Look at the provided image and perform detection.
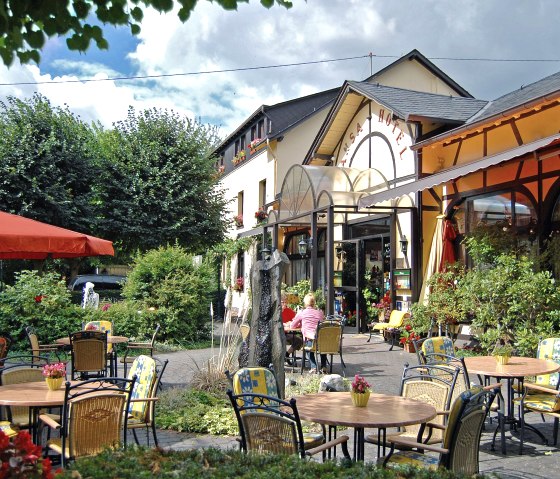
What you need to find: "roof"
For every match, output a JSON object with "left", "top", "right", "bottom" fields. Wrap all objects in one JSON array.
[
  {"left": 347, "top": 81, "right": 488, "bottom": 123},
  {"left": 365, "top": 49, "right": 474, "bottom": 98}
]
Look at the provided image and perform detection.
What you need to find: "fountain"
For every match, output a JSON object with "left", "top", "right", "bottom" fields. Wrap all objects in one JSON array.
[{"left": 239, "top": 249, "right": 289, "bottom": 398}]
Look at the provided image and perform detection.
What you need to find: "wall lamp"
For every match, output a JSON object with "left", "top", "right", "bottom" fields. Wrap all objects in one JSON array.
[
  {"left": 528, "top": 218, "right": 537, "bottom": 244},
  {"left": 298, "top": 237, "right": 313, "bottom": 256},
  {"left": 261, "top": 245, "right": 271, "bottom": 261},
  {"left": 399, "top": 235, "right": 409, "bottom": 256}
]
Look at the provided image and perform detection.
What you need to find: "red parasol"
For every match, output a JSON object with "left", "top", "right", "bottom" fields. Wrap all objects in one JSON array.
[
  {"left": 439, "top": 219, "right": 457, "bottom": 272},
  {"left": 0, "top": 211, "right": 114, "bottom": 260}
]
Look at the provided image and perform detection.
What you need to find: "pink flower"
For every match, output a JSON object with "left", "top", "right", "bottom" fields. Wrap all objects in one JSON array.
[
  {"left": 351, "top": 374, "right": 371, "bottom": 394},
  {"left": 42, "top": 362, "right": 66, "bottom": 379}
]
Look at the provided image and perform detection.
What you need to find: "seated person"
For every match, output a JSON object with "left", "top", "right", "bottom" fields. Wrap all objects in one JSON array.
[
  {"left": 282, "top": 293, "right": 302, "bottom": 355},
  {"left": 287, "top": 293, "right": 327, "bottom": 373}
]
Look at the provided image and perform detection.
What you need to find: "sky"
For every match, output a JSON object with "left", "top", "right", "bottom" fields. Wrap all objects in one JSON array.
[{"left": 0, "top": 0, "right": 559, "bottom": 139}]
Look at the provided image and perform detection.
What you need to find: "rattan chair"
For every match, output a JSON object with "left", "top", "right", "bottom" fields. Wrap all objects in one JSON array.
[
  {"left": 226, "top": 390, "right": 350, "bottom": 460},
  {"left": 365, "top": 363, "right": 459, "bottom": 449},
  {"left": 121, "top": 323, "right": 160, "bottom": 377},
  {"left": 126, "top": 355, "right": 168, "bottom": 446},
  {"left": 514, "top": 337, "right": 560, "bottom": 447},
  {"left": 301, "top": 319, "right": 345, "bottom": 374},
  {"left": 381, "top": 386, "right": 499, "bottom": 476},
  {"left": 0, "top": 333, "right": 12, "bottom": 367},
  {"left": 25, "top": 326, "right": 64, "bottom": 362},
  {"left": 40, "top": 376, "right": 136, "bottom": 467},
  {"left": 84, "top": 321, "right": 116, "bottom": 375},
  {"left": 0, "top": 355, "right": 50, "bottom": 431},
  {"left": 69, "top": 330, "right": 108, "bottom": 380}
]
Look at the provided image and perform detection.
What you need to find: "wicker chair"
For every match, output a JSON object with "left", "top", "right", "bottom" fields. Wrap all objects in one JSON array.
[
  {"left": 513, "top": 337, "right": 560, "bottom": 447},
  {"left": 301, "top": 319, "right": 345, "bottom": 374},
  {"left": 226, "top": 390, "right": 350, "bottom": 460},
  {"left": 25, "top": 326, "right": 64, "bottom": 362},
  {"left": 367, "top": 310, "right": 409, "bottom": 345},
  {"left": 69, "top": 330, "right": 108, "bottom": 380},
  {"left": 381, "top": 386, "right": 499, "bottom": 476},
  {"left": 0, "top": 333, "right": 12, "bottom": 367},
  {"left": 121, "top": 324, "right": 160, "bottom": 377},
  {"left": 40, "top": 376, "right": 136, "bottom": 467},
  {"left": 84, "top": 321, "right": 116, "bottom": 375},
  {"left": 365, "top": 363, "right": 459, "bottom": 449},
  {"left": 0, "top": 355, "right": 49, "bottom": 431},
  {"left": 126, "top": 355, "right": 168, "bottom": 446}
]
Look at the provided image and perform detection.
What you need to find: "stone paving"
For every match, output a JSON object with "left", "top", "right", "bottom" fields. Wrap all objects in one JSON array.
[{"left": 135, "top": 328, "right": 559, "bottom": 478}]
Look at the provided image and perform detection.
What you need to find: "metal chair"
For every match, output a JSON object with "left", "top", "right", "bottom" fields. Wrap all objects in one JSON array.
[
  {"left": 40, "top": 376, "right": 136, "bottom": 467},
  {"left": 69, "top": 330, "right": 108, "bottom": 380},
  {"left": 226, "top": 390, "right": 350, "bottom": 460},
  {"left": 367, "top": 310, "right": 409, "bottom": 346},
  {"left": 25, "top": 326, "right": 64, "bottom": 362},
  {"left": 121, "top": 323, "right": 160, "bottom": 377},
  {"left": 381, "top": 386, "right": 499, "bottom": 476},
  {"left": 301, "top": 319, "right": 345, "bottom": 374},
  {"left": 126, "top": 355, "right": 168, "bottom": 447}
]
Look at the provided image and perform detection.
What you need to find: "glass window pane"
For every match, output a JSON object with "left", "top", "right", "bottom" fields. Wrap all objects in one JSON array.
[{"left": 514, "top": 192, "right": 536, "bottom": 227}]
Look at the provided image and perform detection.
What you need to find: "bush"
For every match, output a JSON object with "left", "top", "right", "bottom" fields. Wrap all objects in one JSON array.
[
  {"left": 122, "top": 245, "right": 216, "bottom": 344},
  {"left": 58, "top": 447, "right": 488, "bottom": 479}
]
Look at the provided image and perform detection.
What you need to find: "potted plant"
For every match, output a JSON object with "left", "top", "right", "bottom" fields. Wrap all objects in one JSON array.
[
  {"left": 399, "top": 323, "right": 420, "bottom": 353},
  {"left": 232, "top": 277, "right": 244, "bottom": 293},
  {"left": 350, "top": 374, "right": 371, "bottom": 407},
  {"left": 234, "top": 214, "right": 243, "bottom": 228},
  {"left": 492, "top": 342, "right": 514, "bottom": 365},
  {"left": 248, "top": 138, "right": 261, "bottom": 154},
  {"left": 42, "top": 362, "right": 66, "bottom": 390},
  {"left": 254, "top": 209, "right": 268, "bottom": 224}
]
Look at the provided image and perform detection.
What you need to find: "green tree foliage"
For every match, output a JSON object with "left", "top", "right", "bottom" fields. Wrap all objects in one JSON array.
[
  {"left": 122, "top": 245, "right": 216, "bottom": 343},
  {"left": 0, "top": 94, "right": 99, "bottom": 232},
  {"left": 96, "top": 107, "right": 228, "bottom": 255},
  {"left": 0, "top": 0, "right": 293, "bottom": 66}
]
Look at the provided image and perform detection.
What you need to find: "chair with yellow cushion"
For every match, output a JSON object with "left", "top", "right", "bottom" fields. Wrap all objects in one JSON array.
[
  {"left": 126, "top": 355, "right": 168, "bottom": 446},
  {"left": 514, "top": 337, "right": 560, "bottom": 447},
  {"left": 367, "top": 310, "right": 409, "bottom": 346},
  {"left": 381, "top": 386, "right": 499, "bottom": 476},
  {"left": 0, "top": 421, "right": 17, "bottom": 437}
]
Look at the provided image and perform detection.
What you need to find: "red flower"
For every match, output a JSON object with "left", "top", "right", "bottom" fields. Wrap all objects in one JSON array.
[
  {"left": 405, "top": 324, "right": 412, "bottom": 331},
  {"left": 34, "top": 295, "right": 43, "bottom": 303}
]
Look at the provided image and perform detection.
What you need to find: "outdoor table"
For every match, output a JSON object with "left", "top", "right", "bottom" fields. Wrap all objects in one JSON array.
[
  {"left": 464, "top": 356, "right": 560, "bottom": 454},
  {"left": 283, "top": 327, "right": 302, "bottom": 369},
  {"left": 295, "top": 391, "right": 437, "bottom": 461}
]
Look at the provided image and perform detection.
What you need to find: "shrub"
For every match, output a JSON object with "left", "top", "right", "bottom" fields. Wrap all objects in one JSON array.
[
  {"left": 58, "top": 447, "right": 488, "bottom": 479},
  {"left": 122, "top": 245, "right": 216, "bottom": 344}
]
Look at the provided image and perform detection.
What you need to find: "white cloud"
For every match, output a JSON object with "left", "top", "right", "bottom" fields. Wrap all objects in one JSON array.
[{"left": 0, "top": 0, "right": 558, "bottom": 136}]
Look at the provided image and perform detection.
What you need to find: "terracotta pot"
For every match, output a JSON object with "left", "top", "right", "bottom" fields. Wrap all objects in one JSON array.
[
  {"left": 45, "top": 377, "right": 64, "bottom": 391},
  {"left": 350, "top": 390, "right": 370, "bottom": 407},
  {"left": 403, "top": 342, "right": 416, "bottom": 353}
]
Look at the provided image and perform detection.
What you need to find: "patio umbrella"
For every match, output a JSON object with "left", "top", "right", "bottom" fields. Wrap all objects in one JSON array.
[
  {"left": 419, "top": 215, "right": 445, "bottom": 304},
  {"left": 439, "top": 218, "right": 457, "bottom": 272},
  {"left": 0, "top": 211, "right": 114, "bottom": 260}
]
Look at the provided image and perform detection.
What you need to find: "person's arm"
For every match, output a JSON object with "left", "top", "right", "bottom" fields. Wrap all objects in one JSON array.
[{"left": 291, "top": 311, "right": 302, "bottom": 329}]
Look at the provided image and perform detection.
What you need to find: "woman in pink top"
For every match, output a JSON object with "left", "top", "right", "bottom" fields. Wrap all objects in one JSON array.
[{"left": 289, "top": 292, "right": 326, "bottom": 372}]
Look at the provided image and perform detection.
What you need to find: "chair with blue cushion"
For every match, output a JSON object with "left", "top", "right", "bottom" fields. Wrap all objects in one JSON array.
[{"left": 381, "top": 386, "right": 499, "bottom": 476}]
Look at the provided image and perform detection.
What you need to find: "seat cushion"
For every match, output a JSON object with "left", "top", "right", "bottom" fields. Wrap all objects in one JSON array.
[
  {"left": 302, "top": 432, "right": 324, "bottom": 449},
  {"left": 385, "top": 450, "right": 439, "bottom": 470},
  {"left": 518, "top": 393, "right": 560, "bottom": 412}
]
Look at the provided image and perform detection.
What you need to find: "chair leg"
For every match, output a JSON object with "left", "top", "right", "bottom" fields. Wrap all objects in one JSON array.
[
  {"left": 132, "top": 428, "right": 140, "bottom": 445},
  {"left": 152, "top": 422, "right": 159, "bottom": 447},
  {"left": 554, "top": 417, "right": 559, "bottom": 446}
]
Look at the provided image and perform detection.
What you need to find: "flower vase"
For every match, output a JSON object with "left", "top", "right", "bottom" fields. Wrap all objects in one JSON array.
[
  {"left": 45, "top": 377, "right": 64, "bottom": 391},
  {"left": 494, "top": 355, "right": 510, "bottom": 365},
  {"left": 404, "top": 342, "right": 416, "bottom": 353},
  {"left": 350, "top": 390, "right": 370, "bottom": 407}
]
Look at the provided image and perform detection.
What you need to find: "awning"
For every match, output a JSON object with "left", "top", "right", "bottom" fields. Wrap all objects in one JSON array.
[{"left": 358, "top": 134, "right": 560, "bottom": 208}]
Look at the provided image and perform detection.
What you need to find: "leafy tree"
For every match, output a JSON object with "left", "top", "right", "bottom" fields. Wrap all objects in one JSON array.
[
  {"left": 96, "top": 107, "right": 228, "bottom": 254},
  {"left": 0, "top": 0, "right": 293, "bottom": 66},
  {"left": 0, "top": 94, "right": 100, "bottom": 233}
]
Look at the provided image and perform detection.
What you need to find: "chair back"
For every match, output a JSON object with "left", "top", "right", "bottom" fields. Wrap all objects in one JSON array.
[
  {"left": 421, "top": 353, "right": 471, "bottom": 407},
  {"left": 0, "top": 334, "right": 12, "bottom": 366},
  {"left": 535, "top": 337, "right": 560, "bottom": 389},
  {"left": 226, "top": 390, "right": 305, "bottom": 458},
  {"left": 127, "top": 355, "right": 168, "bottom": 423},
  {"left": 149, "top": 323, "right": 161, "bottom": 346},
  {"left": 227, "top": 367, "right": 281, "bottom": 408},
  {"left": 400, "top": 363, "right": 459, "bottom": 442},
  {"left": 315, "top": 320, "right": 343, "bottom": 355},
  {"left": 421, "top": 336, "right": 456, "bottom": 363},
  {"left": 70, "top": 331, "right": 108, "bottom": 379},
  {"left": 442, "top": 386, "right": 498, "bottom": 475},
  {"left": 60, "top": 377, "right": 136, "bottom": 466},
  {"left": 388, "top": 310, "right": 409, "bottom": 328},
  {"left": 25, "top": 326, "right": 41, "bottom": 360},
  {"left": 84, "top": 321, "right": 114, "bottom": 352}
]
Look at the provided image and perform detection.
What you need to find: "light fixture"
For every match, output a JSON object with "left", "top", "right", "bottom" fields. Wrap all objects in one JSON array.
[
  {"left": 399, "top": 235, "right": 409, "bottom": 256},
  {"left": 298, "top": 237, "right": 313, "bottom": 256},
  {"left": 261, "top": 245, "right": 271, "bottom": 260},
  {"left": 527, "top": 218, "right": 537, "bottom": 244}
]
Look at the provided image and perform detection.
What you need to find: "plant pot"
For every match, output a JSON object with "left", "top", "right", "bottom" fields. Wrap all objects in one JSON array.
[
  {"left": 350, "top": 390, "right": 370, "bottom": 407},
  {"left": 494, "top": 355, "right": 510, "bottom": 365},
  {"left": 403, "top": 342, "right": 416, "bottom": 353},
  {"left": 45, "top": 377, "right": 64, "bottom": 391}
]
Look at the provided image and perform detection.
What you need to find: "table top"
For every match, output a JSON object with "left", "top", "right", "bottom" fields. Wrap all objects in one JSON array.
[
  {"left": 56, "top": 335, "right": 128, "bottom": 346},
  {"left": 0, "top": 380, "right": 75, "bottom": 407},
  {"left": 295, "top": 392, "right": 437, "bottom": 429},
  {"left": 464, "top": 356, "right": 560, "bottom": 378}
]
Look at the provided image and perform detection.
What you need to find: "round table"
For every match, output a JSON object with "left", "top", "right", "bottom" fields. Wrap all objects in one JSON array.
[
  {"left": 295, "top": 391, "right": 437, "bottom": 461},
  {"left": 464, "top": 356, "right": 560, "bottom": 454},
  {"left": 55, "top": 335, "right": 129, "bottom": 346}
]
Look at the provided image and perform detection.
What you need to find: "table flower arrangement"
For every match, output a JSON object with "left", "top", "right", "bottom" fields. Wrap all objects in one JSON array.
[
  {"left": 0, "top": 430, "right": 56, "bottom": 479},
  {"left": 42, "top": 362, "right": 66, "bottom": 390},
  {"left": 350, "top": 374, "right": 371, "bottom": 407}
]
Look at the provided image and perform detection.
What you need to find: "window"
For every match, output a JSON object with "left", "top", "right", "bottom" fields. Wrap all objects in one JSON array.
[
  {"left": 237, "top": 191, "right": 244, "bottom": 216},
  {"left": 240, "top": 134, "right": 246, "bottom": 151},
  {"left": 259, "top": 179, "right": 266, "bottom": 208},
  {"left": 257, "top": 120, "right": 264, "bottom": 138},
  {"left": 234, "top": 140, "right": 240, "bottom": 155},
  {"left": 251, "top": 125, "right": 257, "bottom": 141}
]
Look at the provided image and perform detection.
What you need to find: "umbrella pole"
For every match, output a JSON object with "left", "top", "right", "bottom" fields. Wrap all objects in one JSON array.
[{"left": 0, "top": 260, "right": 3, "bottom": 292}]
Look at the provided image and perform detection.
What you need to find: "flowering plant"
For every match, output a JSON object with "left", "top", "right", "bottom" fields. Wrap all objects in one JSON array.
[
  {"left": 234, "top": 214, "right": 243, "bottom": 228},
  {"left": 254, "top": 209, "right": 268, "bottom": 222},
  {"left": 0, "top": 430, "right": 56, "bottom": 478},
  {"left": 399, "top": 323, "right": 420, "bottom": 345},
  {"left": 232, "top": 150, "right": 246, "bottom": 166},
  {"left": 232, "top": 277, "right": 244, "bottom": 292},
  {"left": 351, "top": 374, "right": 371, "bottom": 394},
  {"left": 248, "top": 138, "right": 261, "bottom": 151},
  {"left": 42, "top": 362, "right": 66, "bottom": 379},
  {"left": 34, "top": 295, "right": 44, "bottom": 303}
]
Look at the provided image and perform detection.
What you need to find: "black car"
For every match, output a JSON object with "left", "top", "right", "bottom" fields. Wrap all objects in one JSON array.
[{"left": 68, "top": 274, "right": 127, "bottom": 292}]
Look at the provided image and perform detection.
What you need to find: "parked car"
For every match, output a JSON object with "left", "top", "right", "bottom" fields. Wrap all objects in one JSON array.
[{"left": 68, "top": 274, "right": 127, "bottom": 292}]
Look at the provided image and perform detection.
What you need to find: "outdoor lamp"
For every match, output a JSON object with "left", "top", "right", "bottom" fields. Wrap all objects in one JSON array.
[
  {"left": 528, "top": 218, "right": 537, "bottom": 244},
  {"left": 399, "top": 235, "right": 409, "bottom": 256},
  {"left": 298, "top": 237, "right": 313, "bottom": 256},
  {"left": 261, "top": 245, "right": 271, "bottom": 260}
]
